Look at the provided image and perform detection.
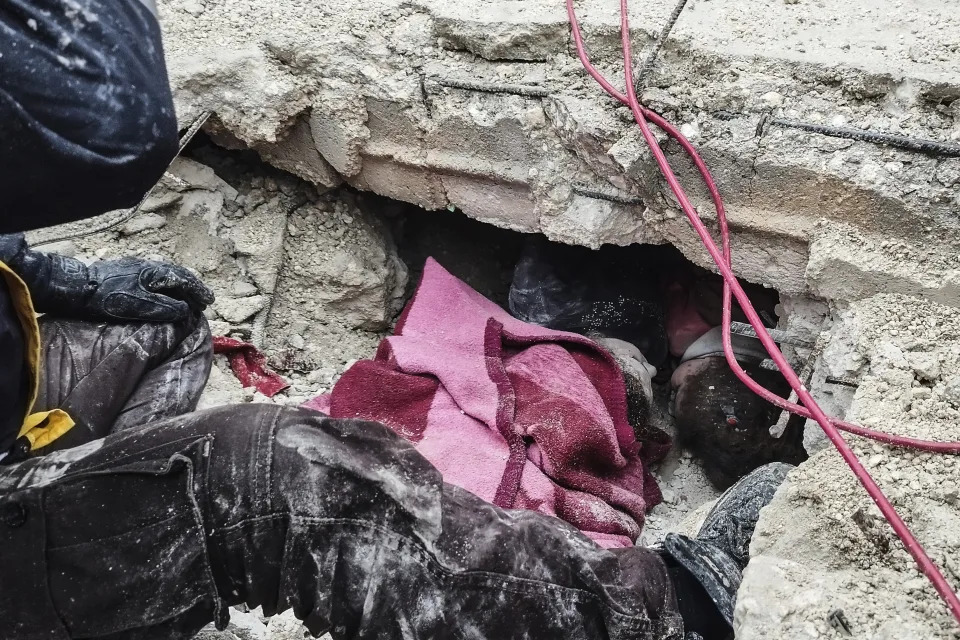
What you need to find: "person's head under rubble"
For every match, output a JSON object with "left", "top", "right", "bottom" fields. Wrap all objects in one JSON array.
[
  {"left": 509, "top": 237, "right": 808, "bottom": 490},
  {"left": 0, "top": 1, "right": 790, "bottom": 639}
]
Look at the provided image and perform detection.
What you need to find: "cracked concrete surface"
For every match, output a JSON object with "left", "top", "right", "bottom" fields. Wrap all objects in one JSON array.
[{"left": 160, "top": 0, "right": 959, "bottom": 303}]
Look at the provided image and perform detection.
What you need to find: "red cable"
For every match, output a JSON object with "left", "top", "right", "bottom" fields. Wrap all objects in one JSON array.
[
  {"left": 566, "top": 0, "right": 960, "bottom": 624},
  {"left": 564, "top": 4, "right": 960, "bottom": 455},
  {"left": 655, "top": 115, "right": 960, "bottom": 454}
]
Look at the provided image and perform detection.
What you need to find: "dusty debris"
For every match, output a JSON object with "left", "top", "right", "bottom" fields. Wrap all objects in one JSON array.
[
  {"left": 32, "top": 132, "right": 960, "bottom": 640},
  {"left": 28, "top": 145, "right": 401, "bottom": 386},
  {"left": 195, "top": 608, "right": 327, "bottom": 640},
  {"left": 28, "top": 0, "right": 960, "bottom": 635},
  {"left": 738, "top": 294, "right": 960, "bottom": 639},
  {"left": 260, "top": 192, "right": 407, "bottom": 384}
]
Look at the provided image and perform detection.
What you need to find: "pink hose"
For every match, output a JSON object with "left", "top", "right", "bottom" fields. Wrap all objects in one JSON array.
[
  {"left": 565, "top": 0, "right": 960, "bottom": 624},
  {"left": 564, "top": 4, "right": 960, "bottom": 455}
]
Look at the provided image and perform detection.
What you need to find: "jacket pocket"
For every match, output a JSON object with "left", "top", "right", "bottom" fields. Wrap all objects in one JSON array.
[{"left": 43, "top": 440, "right": 220, "bottom": 637}]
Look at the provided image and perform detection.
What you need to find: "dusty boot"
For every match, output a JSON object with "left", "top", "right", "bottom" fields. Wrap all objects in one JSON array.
[{"left": 662, "top": 462, "right": 793, "bottom": 629}]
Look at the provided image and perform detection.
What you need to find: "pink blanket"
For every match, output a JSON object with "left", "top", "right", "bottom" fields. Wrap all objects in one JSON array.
[{"left": 305, "top": 259, "right": 670, "bottom": 547}]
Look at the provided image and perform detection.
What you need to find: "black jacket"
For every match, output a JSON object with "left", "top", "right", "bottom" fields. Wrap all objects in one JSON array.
[
  {"left": 0, "top": 0, "right": 178, "bottom": 233},
  {"left": 0, "top": 0, "right": 178, "bottom": 453}
]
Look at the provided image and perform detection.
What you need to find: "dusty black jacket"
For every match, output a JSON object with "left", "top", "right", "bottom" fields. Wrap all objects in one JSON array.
[
  {"left": 0, "top": 0, "right": 178, "bottom": 453},
  {"left": 0, "top": 0, "right": 178, "bottom": 233}
]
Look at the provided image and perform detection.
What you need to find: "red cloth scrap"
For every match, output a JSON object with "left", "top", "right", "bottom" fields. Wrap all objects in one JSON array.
[{"left": 212, "top": 336, "right": 289, "bottom": 398}]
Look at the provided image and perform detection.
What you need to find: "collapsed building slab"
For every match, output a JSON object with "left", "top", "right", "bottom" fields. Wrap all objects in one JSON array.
[
  {"left": 739, "top": 294, "right": 960, "bottom": 639},
  {"left": 161, "top": 0, "right": 959, "bottom": 302}
]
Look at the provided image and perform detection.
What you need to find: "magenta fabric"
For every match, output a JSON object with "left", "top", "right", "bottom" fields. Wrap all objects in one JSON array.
[
  {"left": 663, "top": 276, "right": 712, "bottom": 358},
  {"left": 304, "top": 258, "right": 669, "bottom": 547},
  {"left": 213, "top": 336, "right": 289, "bottom": 397}
]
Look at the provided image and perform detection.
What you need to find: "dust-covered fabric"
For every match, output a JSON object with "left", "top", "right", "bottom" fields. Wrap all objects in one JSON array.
[
  {"left": 0, "top": 404, "right": 684, "bottom": 639},
  {"left": 32, "top": 314, "right": 212, "bottom": 452},
  {"left": 0, "top": 0, "right": 178, "bottom": 232},
  {"left": 0, "top": 310, "right": 682, "bottom": 639},
  {"left": 309, "top": 258, "right": 672, "bottom": 548}
]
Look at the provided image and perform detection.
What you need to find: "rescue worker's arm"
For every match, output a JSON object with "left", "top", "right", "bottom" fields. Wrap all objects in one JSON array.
[
  {"left": 0, "top": 0, "right": 178, "bottom": 233},
  {"left": 0, "top": 234, "right": 214, "bottom": 322}
]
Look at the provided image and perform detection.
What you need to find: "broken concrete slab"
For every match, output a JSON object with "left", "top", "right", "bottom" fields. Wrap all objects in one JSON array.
[
  {"left": 158, "top": 0, "right": 960, "bottom": 307},
  {"left": 738, "top": 293, "right": 960, "bottom": 639},
  {"left": 807, "top": 222, "right": 960, "bottom": 307},
  {"left": 252, "top": 117, "right": 343, "bottom": 189}
]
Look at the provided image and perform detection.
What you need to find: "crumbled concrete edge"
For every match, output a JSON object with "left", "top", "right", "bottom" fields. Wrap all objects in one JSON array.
[
  {"left": 737, "top": 293, "right": 960, "bottom": 639},
  {"left": 27, "top": 149, "right": 408, "bottom": 411},
  {"left": 159, "top": 0, "right": 960, "bottom": 302}
]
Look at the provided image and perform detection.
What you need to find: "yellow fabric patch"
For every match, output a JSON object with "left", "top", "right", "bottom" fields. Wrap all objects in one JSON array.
[
  {"left": 19, "top": 410, "right": 75, "bottom": 449},
  {"left": 0, "top": 262, "right": 75, "bottom": 450}
]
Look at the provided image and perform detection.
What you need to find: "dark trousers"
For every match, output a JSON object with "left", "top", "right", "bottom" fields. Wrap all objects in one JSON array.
[{"left": 0, "top": 317, "right": 682, "bottom": 639}]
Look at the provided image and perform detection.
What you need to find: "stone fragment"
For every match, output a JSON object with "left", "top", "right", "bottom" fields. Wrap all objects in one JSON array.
[
  {"left": 232, "top": 281, "right": 260, "bottom": 297},
  {"left": 40, "top": 241, "right": 78, "bottom": 258},
  {"left": 679, "top": 122, "right": 700, "bottom": 140},
  {"left": 944, "top": 375, "right": 960, "bottom": 406},
  {"left": 171, "top": 158, "right": 238, "bottom": 201},
  {"left": 215, "top": 295, "right": 267, "bottom": 324},
  {"left": 270, "top": 199, "right": 407, "bottom": 332},
  {"left": 640, "top": 88, "right": 682, "bottom": 113},
  {"left": 872, "top": 341, "right": 909, "bottom": 370},
  {"left": 226, "top": 200, "right": 288, "bottom": 295},
  {"left": 141, "top": 189, "right": 183, "bottom": 213},
  {"left": 905, "top": 351, "right": 941, "bottom": 381},
  {"left": 942, "top": 480, "right": 959, "bottom": 505},
  {"left": 173, "top": 212, "right": 231, "bottom": 275},
  {"left": 181, "top": 0, "right": 205, "bottom": 16},
  {"left": 911, "top": 386, "right": 932, "bottom": 400},
  {"left": 541, "top": 195, "right": 644, "bottom": 249},
  {"left": 179, "top": 190, "right": 225, "bottom": 232},
  {"left": 761, "top": 91, "right": 785, "bottom": 107},
  {"left": 120, "top": 213, "right": 168, "bottom": 236},
  {"left": 309, "top": 89, "right": 369, "bottom": 177},
  {"left": 194, "top": 607, "right": 266, "bottom": 640},
  {"left": 254, "top": 118, "right": 342, "bottom": 189},
  {"left": 265, "top": 610, "right": 311, "bottom": 640}
]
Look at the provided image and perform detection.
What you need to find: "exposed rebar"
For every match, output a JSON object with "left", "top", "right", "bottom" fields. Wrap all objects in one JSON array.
[
  {"left": 571, "top": 184, "right": 645, "bottom": 205},
  {"left": 729, "top": 320, "right": 813, "bottom": 348},
  {"left": 428, "top": 76, "right": 550, "bottom": 99},
  {"left": 633, "top": 0, "right": 690, "bottom": 94},
  {"left": 766, "top": 115, "right": 960, "bottom": 157}
]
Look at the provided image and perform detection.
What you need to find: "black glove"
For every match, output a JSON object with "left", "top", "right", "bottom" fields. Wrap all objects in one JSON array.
[{"left": 0, "top": 234, "right": 214, "bottom": 323}]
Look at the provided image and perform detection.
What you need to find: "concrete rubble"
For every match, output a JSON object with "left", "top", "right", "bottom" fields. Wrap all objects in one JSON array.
[
  {"left": 739, "top": 295, "right": 960, "bottom": 639},
  {"left": 27, "top": 147, "right": 408, "bottom": 410},
  {"left": 32, "top": 0, "right": 960, "bottom": 636}
]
